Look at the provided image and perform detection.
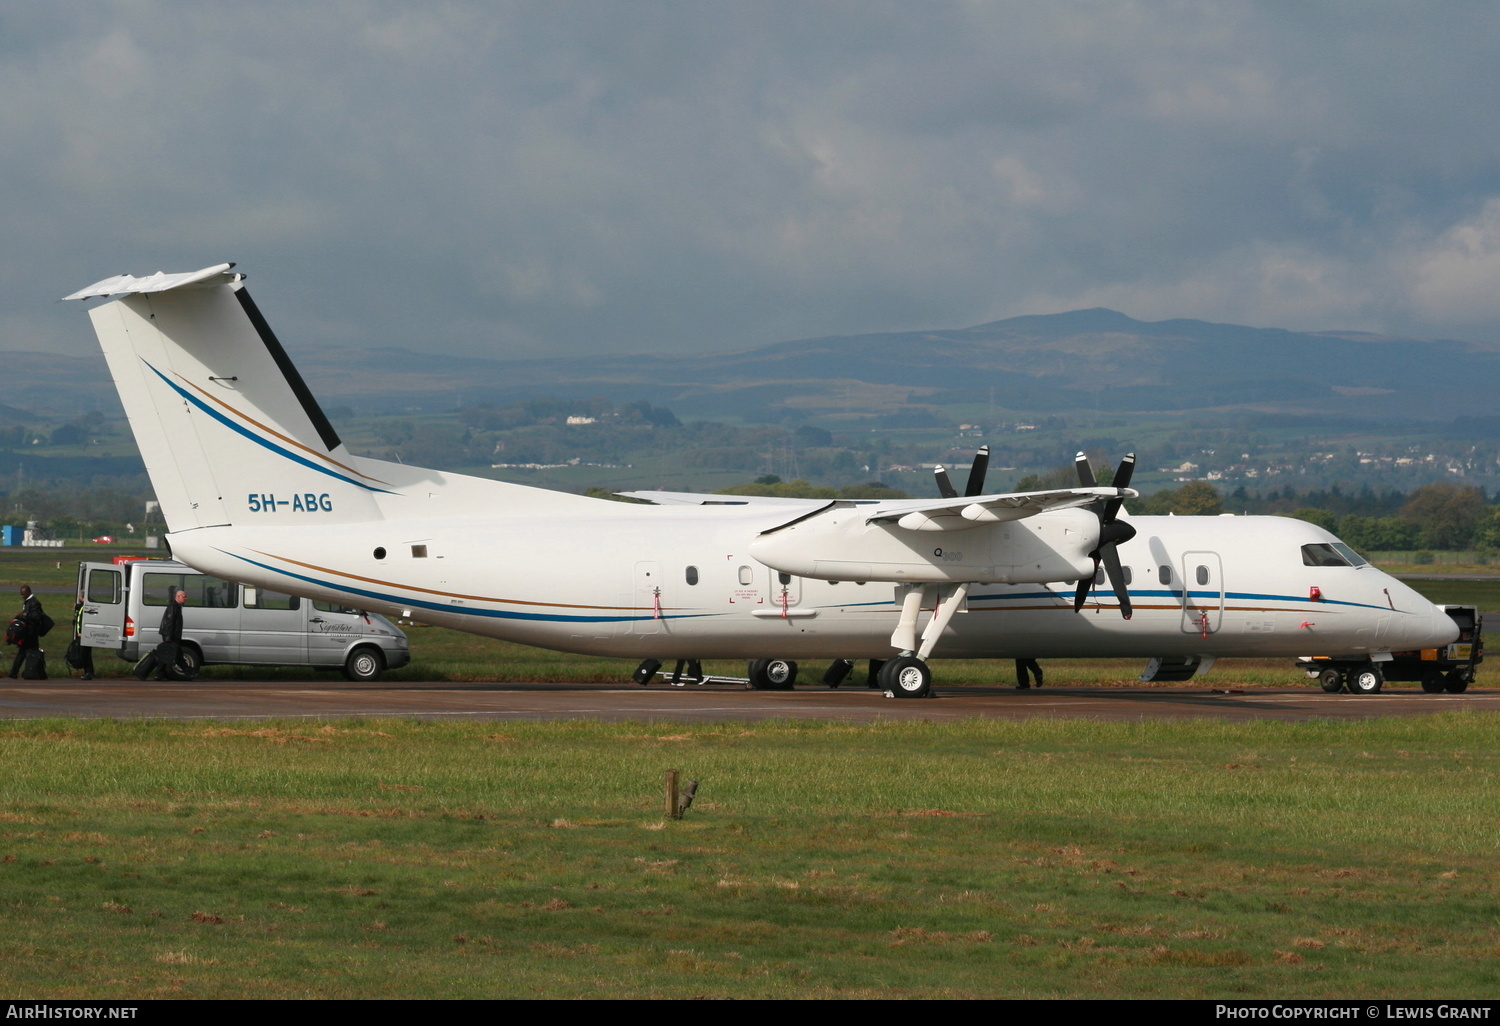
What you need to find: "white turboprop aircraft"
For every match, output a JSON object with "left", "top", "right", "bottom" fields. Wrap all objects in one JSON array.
[{"left": 64, "top": 263, "right": 1459, "bottom": 697}]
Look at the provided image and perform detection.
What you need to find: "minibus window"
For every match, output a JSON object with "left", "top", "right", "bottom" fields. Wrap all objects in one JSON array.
[
  {"left": 87, "top": 569, "right": 121, "bottom": 604},
  {"left": 244, "top": 589, "right": 300, "bottom": 611},
  {"left": 142, "top": 572, "right": 237, "bottom": 607}
]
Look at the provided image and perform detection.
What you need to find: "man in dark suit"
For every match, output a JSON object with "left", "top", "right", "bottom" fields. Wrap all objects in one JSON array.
[
  {"left": 135, "top": 588, "right": 188, "bottom": 680},
  {"left": 8, "top": 585, "right": 46, "bottom": 679}
]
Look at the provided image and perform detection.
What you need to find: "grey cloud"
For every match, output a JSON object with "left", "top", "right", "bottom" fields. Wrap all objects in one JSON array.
[{"left": 6, "top": 1, "right": 1500, "bottom": 364}]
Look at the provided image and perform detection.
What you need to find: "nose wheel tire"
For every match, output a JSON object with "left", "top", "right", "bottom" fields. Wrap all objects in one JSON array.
[
  {"left": 879, "top": 656, "right": 932, "bottom": 699},
  {"left": 748, "top": 658, "right": 798, "bottom": 690},
  {"left": 1348, "top": 667, "right": 1383, "bottom": 694}
]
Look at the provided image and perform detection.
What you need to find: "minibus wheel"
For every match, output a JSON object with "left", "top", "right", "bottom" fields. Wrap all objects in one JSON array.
[{"left": 343, "top": 647, "right": 386, "bottom": 682}]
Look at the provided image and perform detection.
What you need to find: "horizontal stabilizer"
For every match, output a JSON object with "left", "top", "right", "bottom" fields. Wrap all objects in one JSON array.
[{"left": 62, "top": 263, "right": 239, "bottom": 301}]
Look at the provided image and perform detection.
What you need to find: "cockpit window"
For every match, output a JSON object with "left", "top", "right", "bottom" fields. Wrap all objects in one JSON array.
[
  {"left": 1302, "top": 543, "right": 1366, "bottom": 568},
  {"left": 1330, "top": 542, "right": 1368, "bottom": 567}
]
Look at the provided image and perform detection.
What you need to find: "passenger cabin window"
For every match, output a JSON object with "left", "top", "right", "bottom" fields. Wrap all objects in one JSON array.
[
  {"left": 1302, "top": 543, "right": 1366, "bottom": 568},
  {"left": 142, "top": 572, "right": 237, "bottom": 608},
  {"left": 87, "top": 569, "right": 121, "bottom": 604},
  {"left": 1121, "top": 567, "right": 1133, "bottom": 586},
  {"left": 1159, "top": 566, "right": 1172, "bottom": 586},
  {"left": 1196, "top": 565, "right": 1210, "bottom": 586},
  {"left": 243, "top": 588, "right": 300, "bottom": 611},
  {"left": 685, "top": 566, "right": 699, "bottom": 586},
  {"left": 411, "top": 545, "right": 428, "bottom": 558}
]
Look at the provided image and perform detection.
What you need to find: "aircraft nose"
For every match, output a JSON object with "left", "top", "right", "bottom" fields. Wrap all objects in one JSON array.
[{"left": 1384, "top": 580, "right": 1459, "bottom": 649}]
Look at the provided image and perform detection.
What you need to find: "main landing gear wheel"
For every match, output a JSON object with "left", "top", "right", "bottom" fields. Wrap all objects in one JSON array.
[
  {"left": 1318, "top": 668, "right": 1345, "bottom": 693},
  {"left": 747, "top": 658, "right": 798, "bottom": 690},
  {"left": 1444, "top": 671, "right": 1470, "bottom": 694},
  {"left": 1421, "top": 669, "right": 1447, "bottom": 694},
  {"left": 1348, "top": 666, "right": 1384, "bottom": 694},
  {"left": 879, "top": 656, "right": 932, "bottom": 699}
]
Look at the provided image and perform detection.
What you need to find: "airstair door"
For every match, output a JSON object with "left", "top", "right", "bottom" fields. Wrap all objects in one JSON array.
[
  {"left": 1179, "top": 552, "right": 1225, "bottom": 636},
  {"left": 629, "top": 560, "right": 666, "bottom": 636}
]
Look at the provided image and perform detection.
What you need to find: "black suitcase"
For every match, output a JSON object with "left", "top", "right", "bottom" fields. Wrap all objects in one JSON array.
[
  {"left": 134, "top": 643, "right": 194, "bottom": 681},
  {"left": 21, "top": 648, "right": 47, "bottom": 680}
]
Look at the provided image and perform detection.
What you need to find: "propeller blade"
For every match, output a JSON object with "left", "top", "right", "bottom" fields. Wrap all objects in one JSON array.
[
  {"left": 1072, "top": 557, "right": 1099, "bottom": 613},
  {"left": 964, "top": 445, "right": 990, "bottom": 497},
  {"left": 1101, "top": 543, "right": 1132, "bottom": 619},
  {"left": 1073, "top": 451, "right": 1096, "bottom": 488},
  {"left": 1102, "top": 452, "right": 1136, "bottom": 521},
  {"left": 933, "top": 465, "right": 957, "bottom": 499}
]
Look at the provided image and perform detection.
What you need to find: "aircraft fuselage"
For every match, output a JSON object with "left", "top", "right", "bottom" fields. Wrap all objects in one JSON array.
[{"left": 168, "top": 507, "right": 1451, "bottom": 663}]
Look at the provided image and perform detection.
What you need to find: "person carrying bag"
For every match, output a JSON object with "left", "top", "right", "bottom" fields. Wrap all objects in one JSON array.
[
  {"left": 134, "top": 588, "right": 193, "bottom": 681},
  {"left": 7, "top": 585, "right": 49, "bottom": 680}
]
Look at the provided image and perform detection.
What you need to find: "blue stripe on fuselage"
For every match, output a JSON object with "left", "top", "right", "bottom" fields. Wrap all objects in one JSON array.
[{"left": 219, "top": 548, "right": 712, "bottom": 625}]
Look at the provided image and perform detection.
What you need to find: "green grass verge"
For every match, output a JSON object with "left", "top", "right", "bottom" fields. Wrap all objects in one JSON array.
[
  {"left": 2, "top": 715, "right": 1498, "bottom": 998},
  {"left": 1405, "top": 579, "right": 1500, "bottom": 609}
]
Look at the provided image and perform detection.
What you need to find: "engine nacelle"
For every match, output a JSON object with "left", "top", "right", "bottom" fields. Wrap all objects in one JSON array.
[{"left": 749, "top": 506, "right": 1099, "bottom": 584}]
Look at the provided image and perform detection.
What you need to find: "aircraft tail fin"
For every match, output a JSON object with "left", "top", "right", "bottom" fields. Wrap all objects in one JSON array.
[{"left": 65, "top": 264, "right": 389, "bottom": 532}]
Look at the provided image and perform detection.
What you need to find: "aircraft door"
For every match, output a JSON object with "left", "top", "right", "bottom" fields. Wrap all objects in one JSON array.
[
  {"left": 1179, "top": 552, "right": 1224, "bottom": 636},
  {"left": 629, "top": 560, "right": 666, "bottom": 635},
  {"left": 77, "top": 563, "right": 125, "bottom": 648}
]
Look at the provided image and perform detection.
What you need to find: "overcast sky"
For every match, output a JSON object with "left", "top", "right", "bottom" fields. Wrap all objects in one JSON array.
[{"left": 7, "top": 1, "right": 1500, "bottom": 360}]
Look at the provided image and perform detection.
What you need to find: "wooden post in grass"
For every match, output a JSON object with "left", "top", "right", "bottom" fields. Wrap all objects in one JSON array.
[{"left": 665, "top": 768, "right": 680, "bottom": 820}]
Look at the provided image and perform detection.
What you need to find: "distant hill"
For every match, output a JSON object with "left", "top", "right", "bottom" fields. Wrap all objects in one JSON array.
[{"left": 7, "top": 309, "right": 1499, "bottom": 421}]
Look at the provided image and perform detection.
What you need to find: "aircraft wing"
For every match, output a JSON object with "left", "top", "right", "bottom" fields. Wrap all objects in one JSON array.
[
  {"left": 864, "top": 486, "right": 1134, "bottom": 532},
  {"left": 617, "top": 490, "right": 859, "bottom": 507}
]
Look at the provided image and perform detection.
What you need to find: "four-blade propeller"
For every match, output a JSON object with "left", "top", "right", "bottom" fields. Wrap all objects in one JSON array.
[{"left": 1072, "top": 451, "right": 1137, "bottom": 618}]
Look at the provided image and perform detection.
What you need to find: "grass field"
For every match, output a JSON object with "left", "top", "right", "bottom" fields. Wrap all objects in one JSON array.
[
  {"left": 4, "top": 548, "right": 1499, "bottom": 999},
  {"left": 2, "top": 715, "right": 1499, "bottom": 999}
]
